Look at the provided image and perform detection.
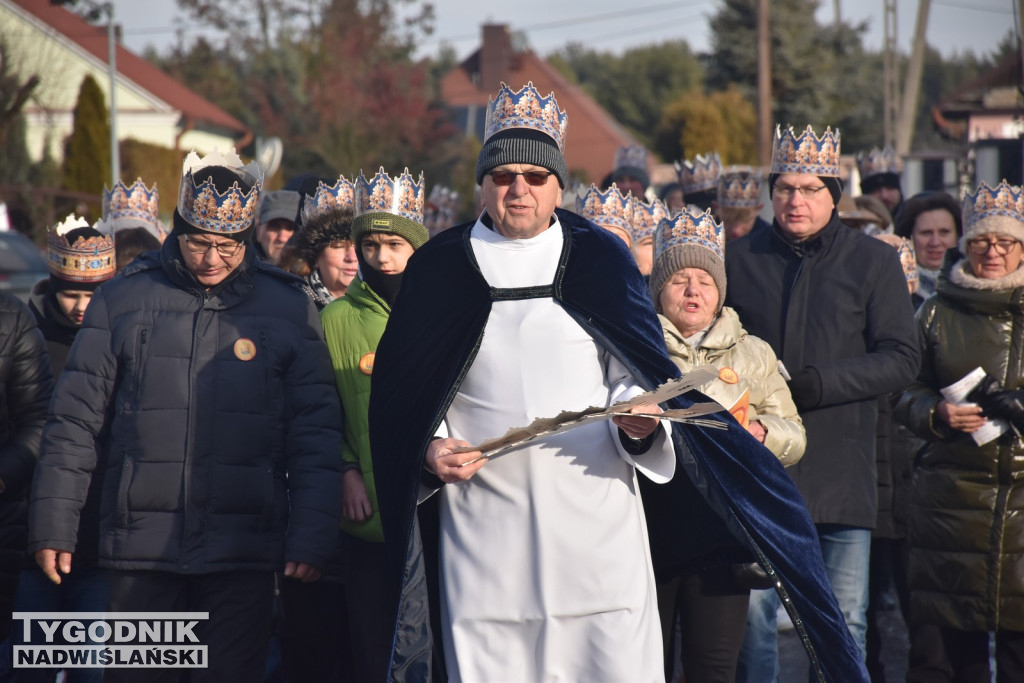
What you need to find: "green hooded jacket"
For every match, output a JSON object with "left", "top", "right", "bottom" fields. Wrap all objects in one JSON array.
[{"left": 321, "top": 275, "right": 389, "bottom": 543}]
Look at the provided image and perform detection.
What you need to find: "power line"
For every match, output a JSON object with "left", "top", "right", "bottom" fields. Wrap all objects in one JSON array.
[
  {"left": 416, "top": 1, "right": 712, "bottom": 50},
  {"left": 933, "top": 0, "right": 1013, "bottom": 12}
]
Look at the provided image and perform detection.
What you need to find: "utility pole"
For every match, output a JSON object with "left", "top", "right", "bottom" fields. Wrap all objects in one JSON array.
[
  {"left": 105, "top": 2, "right": 119, "bottom": 187},
  {"left": 882, "top": 0, "right": 899, "bottom": 148},
  {"left": 757, "top": 0, "right": 772, "bottom": 168},
  {"left": 896, "top": 0, "right": 931, "bottom": 156}
]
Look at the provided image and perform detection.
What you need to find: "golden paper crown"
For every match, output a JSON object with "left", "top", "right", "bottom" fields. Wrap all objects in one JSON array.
[
  {"left": 717, "top": 166, "right": 763, "bottom": 208},
  {"left": 176, "top": 149, "right": 263, "bottom": 235},
  {"left": 963, "top": 180, "right": 1024, "bottom": 238},
  {"left": 424, "top": 185, "right": 460, "bottom": 234},
  {"left": 654, "top": 208, "right": 725, "bottom": 263},
  {"left": 354, "top": 167, "right": 425, "bottom": 223},
  {"left": 632, "top": 197, "right": 669, "bottom": 242},
  {"left": 857, "top": 146, "right": 902, "bottom": 179},
  {"left": 483, "top": 82, "right": 569, "bottom": 152},
  {"left": 46, "top": 214, "right": 116, "bottom": 284},
  {"left": 895, "top": 238, "right": 918, "bottom": 283},
  {"left": 301, "top": 174, "right": 355, "bottom": 225},
  {"left": 677, "top": 152, "right": 722, "bottom": 194},
  {"left": 771, "top": 125, "right": 841, "bottom": 177},
  {"left": 99, "top": 178, "right": 160, "bottom": 237},
  {"left": 575, "top": 184, "right": 636, "bottom": 237}
]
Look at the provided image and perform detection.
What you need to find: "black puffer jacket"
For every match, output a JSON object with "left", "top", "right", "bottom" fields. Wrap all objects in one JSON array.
[
  {"left": 0, "top": 291, "right": 52, "bottom": 641},
  {"left": 895, "top": 253, "right": 1024, "bottom": 631},
  {"left": 725, "top": 216, "right": 920, "bottom": 527},
  {"left": 28, "top": 238, "right": 344, "bottom": 573},
  {"left": 0, "top": 291, "right": 53, "bottom": 498}
]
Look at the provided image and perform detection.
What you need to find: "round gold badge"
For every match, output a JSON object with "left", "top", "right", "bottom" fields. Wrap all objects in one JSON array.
[
  {"left": 358, "top": 352, "right": 375, "bottom": 375},
  {"left": 234, "top": 338, "right": 257, "bottom": 362},
  {"left": 718, "top": 367, "right": 739, "bottom": 384}
]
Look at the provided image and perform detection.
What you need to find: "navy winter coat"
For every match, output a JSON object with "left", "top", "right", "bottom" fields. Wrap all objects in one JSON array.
[
  {"left": 28, "top": 238, "right": 344, "bottom": 573},
  {"left": 725, "top": 216, "right": 920, "bottom": 527}
]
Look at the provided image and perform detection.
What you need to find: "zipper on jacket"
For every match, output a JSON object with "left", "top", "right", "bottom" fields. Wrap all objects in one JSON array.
[
  {"left": 117, "top": 452, "right": 133, "bottom": 528},
  {"left": 133, "top": 328, "right": 149, "bottom": 409},
  {"left": 180, "top": 294, "right": 207, "bottom": 571}
]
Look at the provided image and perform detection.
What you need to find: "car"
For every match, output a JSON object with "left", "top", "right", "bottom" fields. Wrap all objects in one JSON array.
[{"left": 0, "top": 230, "right": 49, "bottom": 302}]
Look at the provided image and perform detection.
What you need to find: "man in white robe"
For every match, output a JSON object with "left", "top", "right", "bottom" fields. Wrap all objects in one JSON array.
[{"left": 420, "top": 83, "right": 672, "bottom": 682}]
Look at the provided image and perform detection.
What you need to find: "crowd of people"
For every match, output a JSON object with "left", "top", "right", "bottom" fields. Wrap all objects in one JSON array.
[{"left": 0, "top": 79, "right": 1021, "bottom": 683}]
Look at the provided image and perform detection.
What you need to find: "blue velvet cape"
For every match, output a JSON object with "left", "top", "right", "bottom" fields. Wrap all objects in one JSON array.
[{"left": 369, "top": 209, "right": 868, "bottom": 682}]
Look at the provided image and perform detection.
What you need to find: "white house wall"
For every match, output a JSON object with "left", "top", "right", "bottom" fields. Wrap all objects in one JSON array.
[{"left": 1, "top": 1, "right": 239, "bottom": 163}]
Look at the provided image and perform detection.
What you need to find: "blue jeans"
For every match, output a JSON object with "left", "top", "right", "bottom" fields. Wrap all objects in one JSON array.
[{"left": 736, "top": 524, "right": 871, "bottom": 683}]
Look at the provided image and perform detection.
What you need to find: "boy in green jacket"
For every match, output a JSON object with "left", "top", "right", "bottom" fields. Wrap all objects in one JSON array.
[{"left": 320, "top": 167, "right": 428, "bottom": 682}]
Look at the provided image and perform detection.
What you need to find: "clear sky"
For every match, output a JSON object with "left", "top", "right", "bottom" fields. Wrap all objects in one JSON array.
[{"left": 109, "top": 0, "right": 1010, "bottom": 61}]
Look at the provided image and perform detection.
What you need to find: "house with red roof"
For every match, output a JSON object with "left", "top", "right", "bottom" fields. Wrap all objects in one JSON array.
[
  {"left": 0, "top": 0, "right": 250, "bottom": 163},
  {"left": 441, "top": 24, "right": 650, "bottom": 187}
]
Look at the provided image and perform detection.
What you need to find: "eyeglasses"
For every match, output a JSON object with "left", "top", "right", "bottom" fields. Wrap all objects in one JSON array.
[
  {"left": 486, "top": 170, "right": 554, "bottom": 187},
  {"left": 966, "top": 237, "right": 1020, "bottom": 255},
  {"left": 774, "top": 184, "right": 829, "bottom": 200},
  {"left": 182, "top": 234, "right": 244, "bottom": 258}
]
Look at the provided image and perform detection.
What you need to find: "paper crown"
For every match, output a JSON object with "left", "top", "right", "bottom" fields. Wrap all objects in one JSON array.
[
  {"left": 177, "top": 149, "right": 263, "bottom": 235},
  {"left": 483, "top": 81, "right": 569, "bottom": 152},
  {"left": 46, "top": 214, "right": 116, "bottom": 284},
  {"left": 576, "top": 184, "right": 636, "bottom": 237},
  {"left": 654, "top": 208, "right": 726, "bottom": 263},
  {"left": 895, "top": 238, "right": 918, "bottom": 282},
  {"left": 614, "top": 145, "right": 647, "bottom": 173},
  {"left": 677, "top": 152, "right": 722, "bottom": 194},
  {"left": 858, "top": 146, "right": 902, "bottom": 179},
  {"left": 301, "top": 174, "right": 355, "bottom": 225},
  {"left": 354, "top": 167, "right": 425, "bottom": 223},
  {"left": 424, "top": 185, "right": 460, "bottom": 234},
  {"left": 717, "top": 166, "right": 763, "bottom": 208},
  {"left": 98, "top": 178, "right": 160, "bottom": 236},
  {"left": 632, "top": 197, "right": 669, "bottom": 242},
  {"left": 963, "top": 180, "right": 1024, "bottom": 237},
  {"left": 771, "top": 125, "right": 841, "bottom": 177}
]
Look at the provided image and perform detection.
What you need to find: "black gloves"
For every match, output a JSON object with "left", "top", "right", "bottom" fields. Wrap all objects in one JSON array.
[
  {"left": 787, "top": 367, "right": 823, "bottom": 411},
  {"left": 967, "top": 373, "right": 1024, "bottom": 430}
]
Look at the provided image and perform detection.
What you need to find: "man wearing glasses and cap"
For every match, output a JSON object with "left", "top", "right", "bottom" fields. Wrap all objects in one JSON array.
[
  {"left": 28, "top": 150, "right": 343, "bottom": 682},
  {"left": 369, "top": 86, "right": 871, "bottom": 682}
]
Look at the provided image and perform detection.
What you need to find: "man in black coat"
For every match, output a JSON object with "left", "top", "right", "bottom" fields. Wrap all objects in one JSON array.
[
  {"left": 27, "top": 151, "right": 344, "bottom": 682},
  {"left": 727, "top": 125, "right": 920, "bottom": 682},
  {"left": 0, "top": 292, "right": 52, "bottom": 643}
]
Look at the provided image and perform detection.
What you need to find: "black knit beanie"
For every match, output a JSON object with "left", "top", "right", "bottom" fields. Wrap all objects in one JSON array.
[
  {"left": 860, "top": 172, "right": 902, "bottom": 197},
  {"left": 476, "top": 128, "right": 568, "bottom": 189}
]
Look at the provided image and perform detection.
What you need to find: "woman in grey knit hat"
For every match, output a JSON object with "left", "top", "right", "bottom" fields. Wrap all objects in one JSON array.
[{"left": 648, "top": 208, "right": 805, "bottom": 683}]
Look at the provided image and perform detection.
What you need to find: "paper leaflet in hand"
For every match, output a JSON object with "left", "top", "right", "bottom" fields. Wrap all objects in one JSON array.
[
  {"left": 729, "top": 389, "right": 751, "bottom": 429},
  {"left": 453, "top": 366, "right": 726, "bottom": 460},
  {"left": 940, "top": 366, "right": 1008, "bottom": 446}
]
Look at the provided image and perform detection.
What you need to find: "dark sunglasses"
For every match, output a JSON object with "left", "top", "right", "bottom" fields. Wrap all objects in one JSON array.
[{"left": 486, "top": 170, "right": 553, "bottom": 187}]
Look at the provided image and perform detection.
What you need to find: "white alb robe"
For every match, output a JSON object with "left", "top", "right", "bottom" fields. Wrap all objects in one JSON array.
[{"left": 437, "top": 218, "right": 675, "bottom": 682}]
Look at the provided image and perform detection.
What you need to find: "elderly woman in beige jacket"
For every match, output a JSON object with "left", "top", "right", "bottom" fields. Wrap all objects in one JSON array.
[{"left": 648, "top": 208, "right": 805, "bottom": 683}]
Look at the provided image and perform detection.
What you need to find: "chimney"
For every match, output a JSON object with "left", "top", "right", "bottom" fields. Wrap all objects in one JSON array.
[{"left": 479, "top": 24, "right": 512, "bottom": 93}]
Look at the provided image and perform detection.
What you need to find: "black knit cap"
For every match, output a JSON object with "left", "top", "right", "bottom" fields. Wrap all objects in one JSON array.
[
  {"left": 476, "top": 128, "right": 569, "bottom": 189},
  {"left": 173, "top": 166, "right": 256, "bottom": 242},
  {"left": 860, "top": 172, "right": 902, "bottom": 196}
]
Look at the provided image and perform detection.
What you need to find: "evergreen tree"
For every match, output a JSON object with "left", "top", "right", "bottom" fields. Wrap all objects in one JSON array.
[{"left": 62, "top": 74, "right": 110, "bottom": 216}]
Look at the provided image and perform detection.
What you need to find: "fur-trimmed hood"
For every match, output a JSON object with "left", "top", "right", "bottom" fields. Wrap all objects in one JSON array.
[{"left": 293, "top": 206, "right": 354, "bottom": 264}]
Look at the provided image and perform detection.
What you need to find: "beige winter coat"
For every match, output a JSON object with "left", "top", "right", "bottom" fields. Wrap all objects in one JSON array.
[{"left": 661, "top": 306, "right": 806, "bottom": 466}]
